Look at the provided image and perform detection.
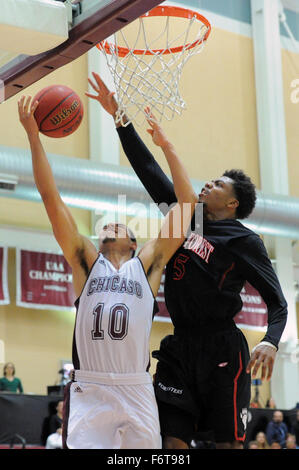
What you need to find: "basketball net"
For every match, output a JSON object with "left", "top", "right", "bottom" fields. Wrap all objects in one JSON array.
[{"left": 97, "top": 5, "right": 211, "bottom": 127}]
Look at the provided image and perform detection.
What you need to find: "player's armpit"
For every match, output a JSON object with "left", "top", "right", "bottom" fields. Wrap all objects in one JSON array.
[
  {"left": 157, "top": 201, "right": 196, "bottom": 263},
  {"left": 138, "top": 240, "right": 165, "bottom": 297},
  {"left": 139, "top": 201, "right": 196, "bottom": 296}
]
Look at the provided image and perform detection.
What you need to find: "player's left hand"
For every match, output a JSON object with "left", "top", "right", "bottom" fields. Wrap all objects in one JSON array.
[{"left": 246, "top": 343, "right": 277, "bottom": 381}]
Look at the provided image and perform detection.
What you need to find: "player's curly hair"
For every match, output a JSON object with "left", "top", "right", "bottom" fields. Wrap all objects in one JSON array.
[{"left": 222, "top": 169, "right": 256, "bottom": 220}]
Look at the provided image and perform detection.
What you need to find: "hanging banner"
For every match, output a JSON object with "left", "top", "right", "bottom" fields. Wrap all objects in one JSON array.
[
  {"left": 16, "top": 249, "right": 75, "bottom": 311},
  {"left": 0, "top": 247, "right": 9, "bottom": 305},
  {"left": 155, "top": 273, "right": 267, "bottom": 330},
  {"left": 234, "top": 281, "right": 267, "bottom": 330}
]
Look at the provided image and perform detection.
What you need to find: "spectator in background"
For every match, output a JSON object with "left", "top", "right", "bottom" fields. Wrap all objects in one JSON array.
[
  {"left": 266, "top": 397, "right": 277, "bottom": 409},
  {"left": 247, "top": 440, "right": 259, "bottom": 449},
  {"left": 48, "top": 400, "right": 63, "bottom": 435},
  {"left": 270, "top": 441, "right": 282, "bottom": 449},
  {"left": 255, "top": 431, "right": 270, "bottom": 449},
  {"left": 0, "top": 362, "right": 23, "bottom": 393},
  {"left": 284, "top": 433, "right": 299, "bottom": 449},
  {"left": 266, "top": 410, "right": 288, "bottom": 448},
  {"left": 291, "top": 409, "right": 299, "bottom": 445},
  {"left": 45, "top": 400, "right": 63, "bottom": 449}
]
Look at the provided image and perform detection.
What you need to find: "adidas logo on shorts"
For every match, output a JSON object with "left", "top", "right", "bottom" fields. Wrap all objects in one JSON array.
[{"left": 74, "top": 385, "right": 83, "bottom": 393}]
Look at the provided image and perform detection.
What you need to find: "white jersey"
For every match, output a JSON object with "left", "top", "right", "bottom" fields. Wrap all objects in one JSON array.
[{"left": 72, "top": 253, "right": 156, "bottom": 374}]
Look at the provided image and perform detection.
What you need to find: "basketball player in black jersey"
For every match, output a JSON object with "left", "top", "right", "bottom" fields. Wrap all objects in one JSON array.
[{"left": 86, "top": 74, "right": 287, "bottom": 450}]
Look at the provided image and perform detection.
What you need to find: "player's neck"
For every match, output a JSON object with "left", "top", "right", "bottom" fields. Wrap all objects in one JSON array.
[
  {"left": 101, "top": 249, "right": 132, "bottom": 270},
  {"left": 204, "top": 207, "right": 236, "bottom": 221}
]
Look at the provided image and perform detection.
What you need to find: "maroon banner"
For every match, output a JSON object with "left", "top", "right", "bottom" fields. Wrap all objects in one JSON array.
[
  {"left": 16, "top": 249, "right": 76, "bottom": 310},
  {"left": 155, "top": 273, "right": 267, "bottom": 330},
  {"left": 0, "top": 247, "right": 9, "bottom": 305},
  {"left": 234, "top": 281, "right": 267, "bottom": 329}
]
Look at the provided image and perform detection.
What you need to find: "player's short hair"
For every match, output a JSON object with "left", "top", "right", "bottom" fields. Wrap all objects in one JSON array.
[{"left": 222, "top": 169, "right": 256, "bottom": 219}]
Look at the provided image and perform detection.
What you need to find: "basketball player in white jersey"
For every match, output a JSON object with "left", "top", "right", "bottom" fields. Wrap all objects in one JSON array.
[{"left": 18, "top": 95, "right": 198, "bottom": 449}]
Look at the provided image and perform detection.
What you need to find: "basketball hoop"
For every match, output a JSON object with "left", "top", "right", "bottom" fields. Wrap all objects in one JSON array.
[{"left": 96, "top": 5, "right": 211, "bottom": 126}]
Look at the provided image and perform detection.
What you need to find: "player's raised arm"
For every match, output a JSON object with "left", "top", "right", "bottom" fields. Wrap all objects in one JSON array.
[
  {"left": 18, "top": 96, "right": 97, "bottom": 276},
  {"left": 138, "top": 111, "right": 198, "bottom": 295},
  {"left": 144, "top": 108, "right": 196, "bottom": 207},
  {"left": 86, "top": 72, "right": 176, "bottom": 211}
]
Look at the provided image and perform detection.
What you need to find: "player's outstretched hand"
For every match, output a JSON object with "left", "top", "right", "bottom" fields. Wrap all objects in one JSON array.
[
  {"left": 18, "top": 96, "right": 39, "bottom": 137},
  {"left": 145, "top": 107, "right": 170, "bottom": 149},
  {"left": 86, "top": 72, "right": 118, "bottom": 117},
  {"left": 246, "top": 343, "right": 277, "bottom": 381}
]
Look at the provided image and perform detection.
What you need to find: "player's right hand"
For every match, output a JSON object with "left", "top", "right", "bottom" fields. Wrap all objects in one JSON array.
[
  {"left": 18, "top": 96, "right": 39, "bottom": 137},
  {"left": 86, "top": 72, "right": 118, "bottom": 117},
  {"left": 145, "top": 107, "right": 171, "bottom": 149}
]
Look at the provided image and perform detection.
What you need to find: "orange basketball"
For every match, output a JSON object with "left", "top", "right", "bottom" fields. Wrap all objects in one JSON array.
[{"left": 32, "top": 85, "right": 84, "bottom": 138}]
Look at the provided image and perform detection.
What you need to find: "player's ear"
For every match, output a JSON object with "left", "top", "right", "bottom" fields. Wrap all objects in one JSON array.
[
  {"left": 130, "top": 240, "right": 137, "bottom": 252},
  {"left": 228, "top": 198, "right": 239, "bottom": 210},
  {"left": 130, "top": 241, "right": 137, "bottom": 258}
]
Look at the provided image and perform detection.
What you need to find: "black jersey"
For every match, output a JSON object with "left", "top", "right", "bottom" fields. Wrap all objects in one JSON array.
[
  {"left": 164, "top": 219, "right": 287, "bottom": 348},
  {"left": 117, "top": 124, "right": 287, "bottom": 349}
]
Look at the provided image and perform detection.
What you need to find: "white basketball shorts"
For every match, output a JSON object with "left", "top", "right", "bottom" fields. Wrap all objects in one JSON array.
[{"left": 63, "top": 370, "right": 162, "bottom": 449}]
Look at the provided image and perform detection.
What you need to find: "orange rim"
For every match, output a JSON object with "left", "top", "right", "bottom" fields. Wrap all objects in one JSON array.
[{"left": 96, "top": 5, "right": 211, "bottom": 58}]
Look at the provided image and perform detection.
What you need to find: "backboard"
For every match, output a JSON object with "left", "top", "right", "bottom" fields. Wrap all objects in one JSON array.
[{"left": 0, "top": 0, "right": 165, "bottom": 103}]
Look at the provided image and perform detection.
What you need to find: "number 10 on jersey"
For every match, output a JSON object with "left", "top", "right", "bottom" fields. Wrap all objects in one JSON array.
[{"left": 91, "top": 302, "right": 129, "bottom": 341}]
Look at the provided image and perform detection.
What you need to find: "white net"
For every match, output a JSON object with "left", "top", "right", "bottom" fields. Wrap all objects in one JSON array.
[{"left": 97, "top": 6, "right": 211, "bottom": 126}]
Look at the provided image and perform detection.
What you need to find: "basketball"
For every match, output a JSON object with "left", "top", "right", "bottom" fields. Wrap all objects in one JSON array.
[{"left": 32, "top": 85, "right": 84, "bottom": 138}]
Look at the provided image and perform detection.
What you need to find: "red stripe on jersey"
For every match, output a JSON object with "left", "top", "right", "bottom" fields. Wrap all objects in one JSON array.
[
  {"left": 233, "top": 351, "right": 246, "bottom": 442},
  {"left": 218, "top": 262, "right": 235, "bottom": 290}
]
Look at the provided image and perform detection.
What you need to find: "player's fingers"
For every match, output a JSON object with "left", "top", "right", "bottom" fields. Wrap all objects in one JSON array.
[
  {"left": 246, "top": 351, "right": 259, "bottom": 373},
  {"left": 251, "top": 360, "right": 262, "bottom": 378},
  {"left": 150, "top": 111, "right": 158, "bottom": 124},
  {"left": 144, "top": 107, "right": 157, "bottom": 127},
  {"left": 18, "top": 96, "right": 25, "bottom": 115},
  {"left": 145, "top": 117, "right": 155, "bottom": 128},
  {"left": 252, "top": 353, "right": 266, "bottom": 378},
  {"left": 144, "top": 106, "right": 154, "bottom": 114},
  {"left": 266, "top": 359, "right": 274, "bottom": 381},
  {"left": 87, "top": 78, "right": 99, "bottom": 93},
  {"left": 92, "top": 72, "right": 109, "bottom": 92},
  {"left": 144, "top": 106, "right": 151, "bottom": 117},
  {"left": 31, "top": 100, "right": 39, "bottom": 113},
  {"left": 260, "top": 360, "right": 268, "bottom": 381},
  {"left": 85, "top": 92, "right": 99, "bottom": 100},
  {"left": 24, "top": 96, "right": 32, "bottom": 115}
]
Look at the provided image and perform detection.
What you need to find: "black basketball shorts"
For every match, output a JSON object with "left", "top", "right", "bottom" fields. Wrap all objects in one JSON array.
[{"left": 152, "top": 325, "right": 251, "bottom": 444}]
